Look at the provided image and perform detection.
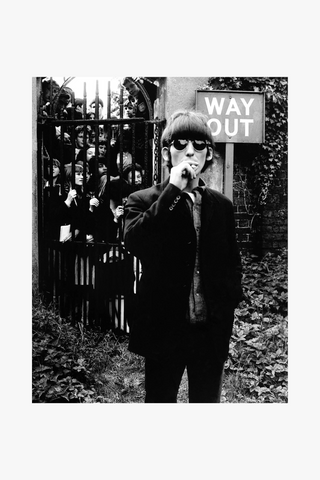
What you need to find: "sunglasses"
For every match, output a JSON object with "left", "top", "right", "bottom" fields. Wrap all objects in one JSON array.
[{"left": 169, "top": 138, "right": 209, "bottom": 151}]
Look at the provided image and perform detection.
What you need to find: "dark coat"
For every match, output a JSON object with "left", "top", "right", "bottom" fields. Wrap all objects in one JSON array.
[
  {"left": 124, "top": 179, "right": 243, "bottom": 362},
  {"left": 50, "top": 188, "right": 118, "bottom": 243}
]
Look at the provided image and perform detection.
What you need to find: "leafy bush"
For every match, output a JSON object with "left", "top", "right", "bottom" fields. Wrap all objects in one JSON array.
[
  {"left": 32, "top": 299, "right": 145, "bottom": 403},
  {"left": 33, "top": 303, "right": 92, "bottom": 402},
  {"left": 223, "top": 248, "right": 288, "bottom": 403}
]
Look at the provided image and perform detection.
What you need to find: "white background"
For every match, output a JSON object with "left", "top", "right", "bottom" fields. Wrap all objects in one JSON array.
[{"left": 1, "top": 1, "right": 319, "bottom": 479}]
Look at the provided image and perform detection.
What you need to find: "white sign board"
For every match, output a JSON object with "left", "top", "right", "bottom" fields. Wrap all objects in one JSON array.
[{"left": 196, "top": 90, "right": 265, "bottom": 143}]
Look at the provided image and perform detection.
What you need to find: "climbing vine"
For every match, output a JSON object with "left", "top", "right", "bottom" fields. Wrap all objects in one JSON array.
[{"left": 203, "top": 77, "right": 288, "bottom": 210}]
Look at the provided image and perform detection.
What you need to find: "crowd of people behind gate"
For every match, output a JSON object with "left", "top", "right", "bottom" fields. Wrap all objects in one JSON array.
[
  {"left": 41, "top": 77, "right": 158, "bottom": 324},
  {"left": 41, "top": 76, "right": 158, "bottom": 179},
  {"left": 43, "top": 152, "right": 142, "bottom": 243},
  {"left": 42, "top": 76, "right": 158, "bottom": 242}
]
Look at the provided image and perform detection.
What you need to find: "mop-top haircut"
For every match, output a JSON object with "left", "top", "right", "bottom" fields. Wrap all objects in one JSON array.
[{"left": 161, "top": 110, "right": 215, "bottom": 172}]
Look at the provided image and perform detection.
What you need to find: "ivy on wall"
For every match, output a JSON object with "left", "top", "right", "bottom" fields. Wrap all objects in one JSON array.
[{"left": 203, "top": 77, "right": 288, "bottom": 212}]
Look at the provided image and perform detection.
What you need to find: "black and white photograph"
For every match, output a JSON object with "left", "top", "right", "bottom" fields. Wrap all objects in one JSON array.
[{"left": 32, "top": 76, "right": 288, "bottom": 404}]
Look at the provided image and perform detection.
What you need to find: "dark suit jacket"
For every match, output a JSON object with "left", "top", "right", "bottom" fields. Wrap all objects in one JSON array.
[{"left": 124, "top": 179, "right": 243, "bottom": 361}]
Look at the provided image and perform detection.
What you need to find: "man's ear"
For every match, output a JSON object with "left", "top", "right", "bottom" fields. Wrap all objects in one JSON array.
[
  {"left": 162, "top": 147, "right": 170, "bottom": 161},
  {"left": 206, "top": 146, "right": 214, "bottom": 161},
  {"left": 162, "top": 147, "right": 172, "bottom": 171}
]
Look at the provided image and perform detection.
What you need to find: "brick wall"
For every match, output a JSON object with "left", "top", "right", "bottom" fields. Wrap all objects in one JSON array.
[
  {"left": 233, "top": 169, "right": 254, "bottom": 252},
  {"left": 233, "top": 156, "right": 287, "bottom": 255},
  {"left": 261, "top": 156, "right": 288, "bottom": 253}
]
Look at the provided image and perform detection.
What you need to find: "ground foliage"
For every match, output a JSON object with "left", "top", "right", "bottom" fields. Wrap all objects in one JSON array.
[
  {"left": 32, "top": 302, "right": 145, "bottom": 403},
  {"left": 223, "top": 248, "right": 288, "bottom": 403},
  {"left": 32, "top": 249, "right": 287, "bottom": 403}
]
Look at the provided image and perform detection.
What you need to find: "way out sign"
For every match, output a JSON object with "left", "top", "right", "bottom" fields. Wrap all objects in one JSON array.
[
  {"left": 196, "top": 90, "right": 265, "bottom": 201},
  {"left": 196, "top": 90, "right": 265, "bottom": 143}
]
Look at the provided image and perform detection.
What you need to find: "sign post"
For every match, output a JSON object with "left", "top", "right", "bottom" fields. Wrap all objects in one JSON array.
[
  {"left": 224, "top": 143, "right": 234, "bottom": 200},
  {"left": 196, "top": 90, "right": 265, "bottom": 201}
]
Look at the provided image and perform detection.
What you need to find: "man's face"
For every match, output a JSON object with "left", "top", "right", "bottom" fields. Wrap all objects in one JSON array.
[
  {"left": 164, "top": 138, "right": 211, "bottom": 176},
  {"left": 124, "top": 80, "right": 139, "bottom": 98}
]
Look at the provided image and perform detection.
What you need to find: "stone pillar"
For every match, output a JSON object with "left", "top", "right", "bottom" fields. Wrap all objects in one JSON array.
[{"left": 164, "top": 77, "right": 208, "bottom": 119}]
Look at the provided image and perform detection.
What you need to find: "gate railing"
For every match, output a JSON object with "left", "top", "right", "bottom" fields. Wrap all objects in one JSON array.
[
  {"left": 36, "top": 77, "right": 165, "bottom": 332},
  {"left": 40, "top": 237, "right": 139, "bottom": 333}
]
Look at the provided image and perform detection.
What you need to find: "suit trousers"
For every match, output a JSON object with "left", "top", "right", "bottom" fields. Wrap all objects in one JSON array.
[{"left": 144, "top": 324, "right": 224, "bottom": 403}]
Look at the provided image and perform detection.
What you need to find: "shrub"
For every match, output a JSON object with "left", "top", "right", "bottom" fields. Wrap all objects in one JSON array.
[
  {"left": 32, "top": 298, "right": 145, "bottom": 403},
  {"left": 223, "top": 248, "right": 288, "bottom": 403}
]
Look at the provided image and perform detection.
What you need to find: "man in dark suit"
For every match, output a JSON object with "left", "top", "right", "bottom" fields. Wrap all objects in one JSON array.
[{"left": 124, "top": 110, "right": 243, "bottom": 403}]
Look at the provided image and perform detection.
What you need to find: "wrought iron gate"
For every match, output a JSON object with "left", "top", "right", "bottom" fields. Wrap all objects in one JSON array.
[{"left": 36, "top": 77, "right": 165, "bottom": 333}]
